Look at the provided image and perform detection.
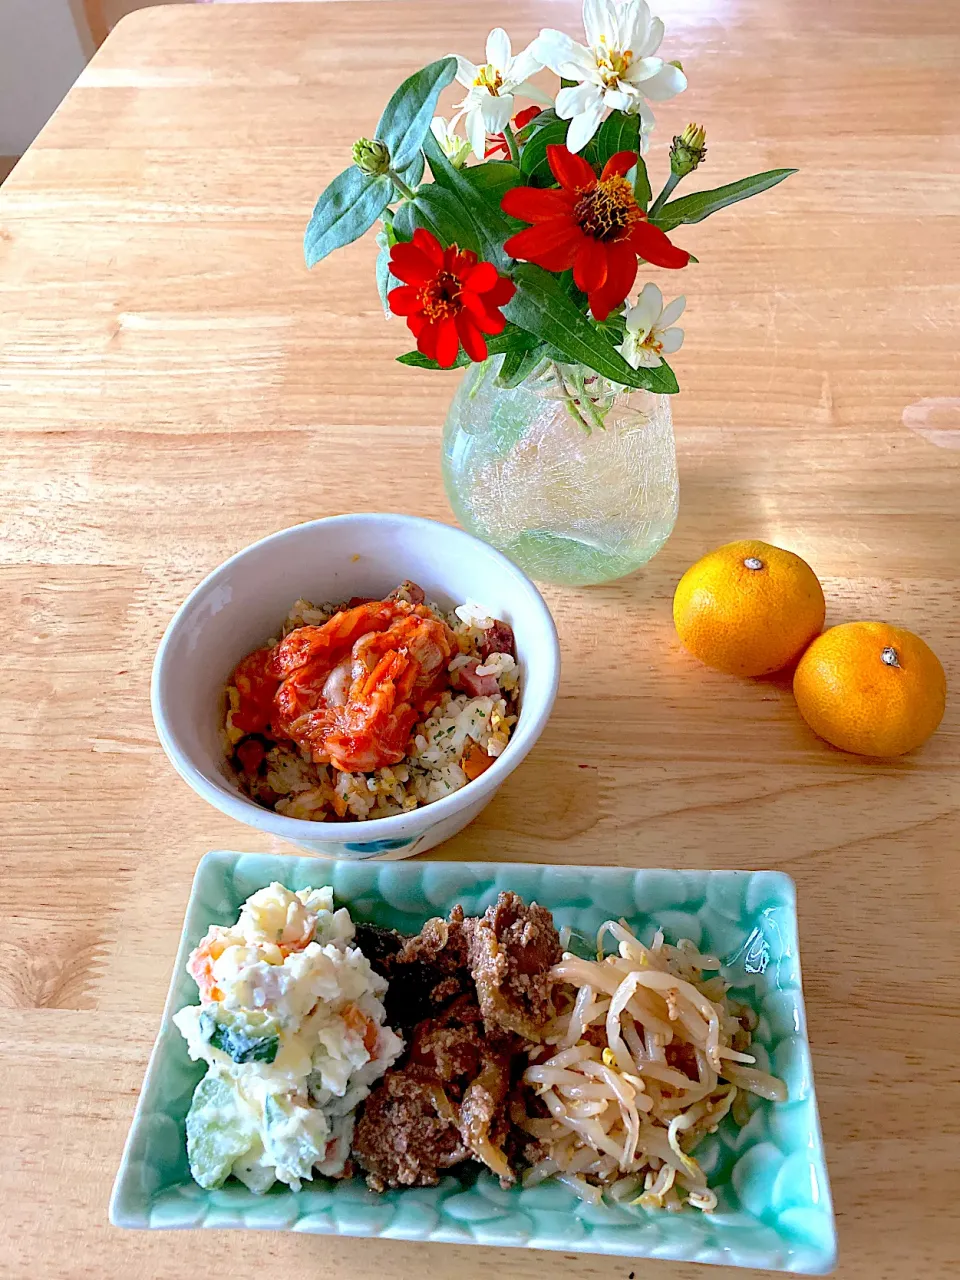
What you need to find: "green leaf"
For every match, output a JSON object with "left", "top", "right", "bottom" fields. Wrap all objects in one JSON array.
[
  {"left": 375, "top": 57, "right": 458, "bottom": 174},
  {"left": 505, "top": 264, "right": 679, "bottom": 393},
  {"left": 399, "top": 150, "right": 425, "bottom": 188},
  {"left": 650, "top": 358, "right": 680, "bottom": 394},
  {"left": 554, "top": 268, "right": 587, "bottom": 308},
  {"left": 588, "top": 111, "right": 640, "bottom": 170},
  {"left": 460, "top": 161, "right": 526, "bottom": 233},
  {"left": 497, "top": 344, "right": 546, "bottom": 388},
  {"left": 519, "top": 117, "right": 569, "bottom": 187},
  {"left": 375, "top": 217, "right": 402, "bottom": 316},
  {"left": 459, "top": 161, "right": 525, "bottom": 206},
  {"left": 522, "top": 107, "right": 561, "bottom": 132},
  {"left": 375, "top": 229, "right": 400, "bottom": 317},
  {"left": 397, "top": 350, "right": 468, "bottom": 371},
  {"left": 304, "top": 168, "right": 392, "bottom": 268},
  {"left": 514, "top": 108, "right": 561, "bottom": 162},
  {"left": 515, "top": 117, "right": 542, "bottom": 145},
  {"left": 652, "top": 169, "right": 798, "bottom": 232},
  {"left": 594, "top": 311, "right": 628, "bottom": 346},
  {"left": 633, "top": 156, "right": 652, "bottom": 211},
  {"left": 393, "top": 184, "right": 481, "bottom": 253},
  {"left": 423, "top": 131, "right": 512, "bottom": 268},
  {"left": 397, "top": 323, "right": 537, "bottom": 371},
  {"left": 375, "top": 245, "right": 391, "bottom": 316},
  {"left": 381, "top": 211, "right": 399, "bottom": 248}
]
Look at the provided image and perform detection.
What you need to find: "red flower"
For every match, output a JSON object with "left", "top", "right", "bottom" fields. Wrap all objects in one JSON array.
[
  {"left": 388, "top": 229, "right": 515, "bottom": 368},
  {"left": 502, "top": 144, "right": 689, "bottom": 322},
  {"left": 485, "top": 106, "right": 543, "bottom": 159}
]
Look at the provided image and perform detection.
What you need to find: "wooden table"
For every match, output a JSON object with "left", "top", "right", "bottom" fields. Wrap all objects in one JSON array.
[{"left": 1, "top": 1, "right": 958, "bottom": 1277}]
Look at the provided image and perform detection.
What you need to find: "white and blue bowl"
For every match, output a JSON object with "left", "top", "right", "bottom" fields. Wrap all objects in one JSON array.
[{"left": 151, "top": 514, "right": 560, "bottom": 859}]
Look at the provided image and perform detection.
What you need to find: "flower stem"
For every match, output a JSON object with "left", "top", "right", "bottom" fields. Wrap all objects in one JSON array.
[
  {"left": 503, "top": 122, "right": 521, "bottom": 167},
  {"left": 468, "top": 358, "right": 493, "bottom": 400},
  {"left": 648, "top": 171, "right": 681, "bottom": 219},
  {"left": 388, "top": 169, "right": 417, "bottom": 202},
  {"left": 550, "top": 362, "right": 594, "bottom": 435},
  {"left": 569, "top": 368, "right": 609, "bottom": 433}
]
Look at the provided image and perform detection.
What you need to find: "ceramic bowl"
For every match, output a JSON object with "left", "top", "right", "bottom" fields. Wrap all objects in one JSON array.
[
  {"left": 111, "top": 852, "right": 837, "bottom": 1274},
  {"left": 151, "top": 514, "right": 560, "bottom": 859}
]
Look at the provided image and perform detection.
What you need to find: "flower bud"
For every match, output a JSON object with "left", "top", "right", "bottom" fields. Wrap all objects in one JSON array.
[
  {"left": 670, "top": 123, "right": 707, "bottom": 178},
  {"left": 352, "top": 137, "right": 391, "bottom": 177}
]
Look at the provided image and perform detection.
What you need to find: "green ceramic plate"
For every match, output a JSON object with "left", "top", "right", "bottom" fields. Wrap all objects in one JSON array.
[{"left": 110, "top": 852, "right": 836, "bottom": 1273}]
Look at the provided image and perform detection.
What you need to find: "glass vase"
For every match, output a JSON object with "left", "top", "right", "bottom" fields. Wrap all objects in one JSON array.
[{"left": 441, "top": 357, "right": 679, "bottom": 587}]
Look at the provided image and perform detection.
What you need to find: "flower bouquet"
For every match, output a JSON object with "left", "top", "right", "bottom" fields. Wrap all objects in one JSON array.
[{"left": 305, "top": 0, "right": 796, "bottom": 583}]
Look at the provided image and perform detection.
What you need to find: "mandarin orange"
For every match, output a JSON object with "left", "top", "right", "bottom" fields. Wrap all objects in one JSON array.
[
  {"left": 793, "top": 621, "right": 946, "bottom": 756},
  {"left": 673, "top": 540, "right": 826, "bottom": 676}
]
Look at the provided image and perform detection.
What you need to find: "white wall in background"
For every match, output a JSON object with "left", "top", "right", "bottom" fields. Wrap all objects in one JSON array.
[{"left": 0, "top": 0, "right": 88, "bottom": 154}]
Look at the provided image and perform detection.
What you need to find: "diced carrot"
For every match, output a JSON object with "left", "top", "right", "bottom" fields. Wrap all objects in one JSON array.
[
  {"left": 188, "top": 934, "right": 227, "bottom": 1002},
  {"left": 342, "top": 1002, "right": 378, "bottom": 1054},
  {"left": 461, "top": 741, "right": 495, "bottom": 781},
  {"left": 331, "top": 790, "right": 348, "bottom": 818}
]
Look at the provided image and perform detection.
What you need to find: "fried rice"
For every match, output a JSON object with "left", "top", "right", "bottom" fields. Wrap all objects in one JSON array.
[{"left": 222, "top": 587, "right": 520, "bottom": 822}]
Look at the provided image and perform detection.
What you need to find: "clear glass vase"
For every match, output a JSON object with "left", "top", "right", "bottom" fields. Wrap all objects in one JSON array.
[{"left": 442, "top": 357, "right": 679, "bottom": 586}]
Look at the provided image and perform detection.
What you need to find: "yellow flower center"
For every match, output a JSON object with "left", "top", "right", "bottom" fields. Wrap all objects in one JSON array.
[
  {"left": 596, "top": 38, "right": 633, "bottom": 88},
  {"left": 573, "top": 174, "right": 642, "bottom": 242},
  {"left": 420, "top": 270, "right": 461, "bottom": 322},
  {"left": 473, "top": 64, "right": 504, "bottom": 95}
]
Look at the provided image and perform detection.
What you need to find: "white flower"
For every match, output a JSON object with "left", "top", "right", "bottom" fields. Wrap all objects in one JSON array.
[
  {"left": 618, "top": 283, "right": 685, "bottom": 368},
  {"left": 534, "top": 0, "right": 687, "bottom": 152},
  {"left": 429, "top": 116, "right": 471, "bottom": 170},
  {"left": 450, "top": 28, "right": 550, "bottom": 159}
]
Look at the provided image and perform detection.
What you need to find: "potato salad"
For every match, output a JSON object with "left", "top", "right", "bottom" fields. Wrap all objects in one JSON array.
[{"left": 173, "top": 883, "right": 403, "bottom": 1192}]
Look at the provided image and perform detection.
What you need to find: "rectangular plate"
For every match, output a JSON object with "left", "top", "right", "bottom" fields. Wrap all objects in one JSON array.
[{"left": 110, "top": 852, "right": 836, "bottom": 1273}]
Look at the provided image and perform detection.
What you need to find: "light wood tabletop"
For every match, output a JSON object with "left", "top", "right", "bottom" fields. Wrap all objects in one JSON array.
[{"left": 1, "top": 1, "right": 958, "bottom": 1277}]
